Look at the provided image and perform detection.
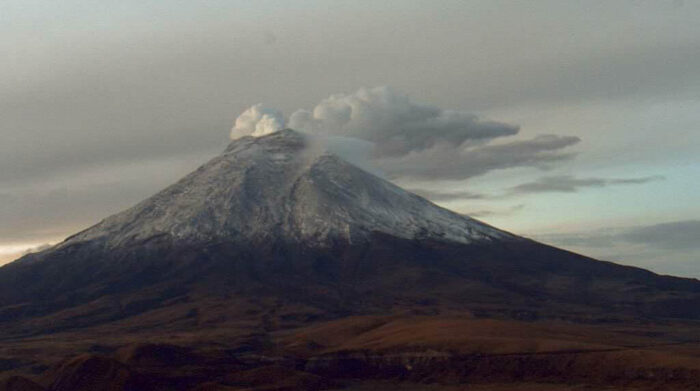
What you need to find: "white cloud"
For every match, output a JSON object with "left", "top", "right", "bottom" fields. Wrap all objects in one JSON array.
[
  {"left": 229, "top": 87, "right": 581, "bottom": 182},
  {"left": 230, "top": 104, "right": 285, "bottom": 139},
  {"left": 288, "top": 86, "right": 518, "bottom": 156}
]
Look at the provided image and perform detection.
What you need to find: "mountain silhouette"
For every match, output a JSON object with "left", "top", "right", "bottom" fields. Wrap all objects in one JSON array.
[{"left": 2, "top": 129, "right": 700, "bottom": 333}]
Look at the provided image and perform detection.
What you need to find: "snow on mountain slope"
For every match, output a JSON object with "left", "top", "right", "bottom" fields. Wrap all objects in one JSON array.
[
  {"left": 60, "top": 129, "right": 515, "bottom": 249},
  {"left": 6, "top": 130, "right": 700, "bottom": 325}
]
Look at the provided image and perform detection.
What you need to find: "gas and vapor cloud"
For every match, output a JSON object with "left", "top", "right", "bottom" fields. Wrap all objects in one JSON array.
[
  {"left": 231, "top": 104, "right": 285, "bottom": 139},
  {"left": 231, "top": 87, "right": 580, "bottom": 181}
]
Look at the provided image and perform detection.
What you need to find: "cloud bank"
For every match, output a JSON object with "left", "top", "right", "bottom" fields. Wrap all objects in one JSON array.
[
  {"left": 622, "top": 220, "right": 700, "bottom": 250},
  {"left": 287, "top": 87, "right": 519, "bottom": 156},
  {"left": 465, "top": 204, "right": 526, "bottom": 219},
  {"left": 407, "top": 188, "right": 485, "bottom": 202},
  {"left": 231, "top": 87, "right": 580, "bottom": 181},
  {"left": 533, "top": 220, "right": 700, "bottom": 277},
  {"left": 510, "top": 175, "right": 665, "bottom": 194},
  {"left": 378, "top": 134, "right": 580, "bottom": 180}
]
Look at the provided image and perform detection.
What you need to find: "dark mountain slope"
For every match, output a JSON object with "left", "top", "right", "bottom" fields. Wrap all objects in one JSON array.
[{"left": 1, "top": 129, "right": 699, "bottom": 330}]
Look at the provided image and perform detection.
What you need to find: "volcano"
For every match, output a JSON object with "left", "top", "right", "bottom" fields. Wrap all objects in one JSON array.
[
  {"left": 4, "top": 129, "right": 700, "bottom": 391},
  {"left": 1, "top": 129, "right": 700, "bottom": 332}
]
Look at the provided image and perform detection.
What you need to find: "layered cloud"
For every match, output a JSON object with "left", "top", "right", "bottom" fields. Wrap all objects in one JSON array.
[
  {"left": 622, "top": 220, "right": 700, "bottom": 250},
  {"left": 509, "top": 175, "right": 664, "bottom": 194},
  {"left": 377, "top": 134, "right": 580, "bottom": 180},
  {"left": 543, "top": 221, "right": 700, "bottom": 251},
  {"left": 464, "top": 204, "right": 526, "bottom": 219},
  {"left": 287, "top": 87, "right": 519, "bottom": 156},
  {"left": 231, "top": 87, "right": 580, "bottom": 181},
  {"left": 533, "top": 220, "right": 700, "bottom": 277},
  {"left": 407, "top": 188, "right": 485, "bottom": 202}
]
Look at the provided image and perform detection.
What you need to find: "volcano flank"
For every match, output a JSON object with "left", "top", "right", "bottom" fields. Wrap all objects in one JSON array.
[{"left": 2, "top": 129, "right": 700, "bottom": 391}]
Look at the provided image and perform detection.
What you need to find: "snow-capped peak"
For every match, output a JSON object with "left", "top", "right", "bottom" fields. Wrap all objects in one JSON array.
[{"left": 62, "top": 129, "right": 514, "bottom": 249}]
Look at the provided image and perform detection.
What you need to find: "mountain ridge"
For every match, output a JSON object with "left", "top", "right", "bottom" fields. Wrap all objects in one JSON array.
[
  {"left": 46, "top": 129, "right": 515, "bottom": 252},
  {"left": 2, "top": 128, "right": 700, "bottom": 331}
]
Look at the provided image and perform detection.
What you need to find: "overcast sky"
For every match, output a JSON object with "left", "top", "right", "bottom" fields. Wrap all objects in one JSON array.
[{"left": 1, "top": 0, "right": 699, "bottom": 277}]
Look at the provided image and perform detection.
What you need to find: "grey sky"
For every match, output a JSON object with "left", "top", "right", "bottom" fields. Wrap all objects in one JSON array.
[{"left": 1, "top": 1, "right": 699, "bottom": 276}]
